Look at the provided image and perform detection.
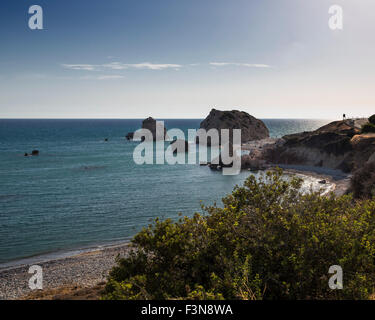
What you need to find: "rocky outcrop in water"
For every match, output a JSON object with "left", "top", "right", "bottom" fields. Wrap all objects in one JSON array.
[
  {"left": 142, "top": 117, "right": 167, "bottom": 141},
  {"left": 126, "top": 117, "right": 168, "bottom": 141},
  {"left": 125, "top": 132, "right": 134, "bottom": 140},
  {"left": 197, "top": 108, "right": 269, "bottom": 145},
  {"left": 24, "top": 150, "right": 39, "bottom": 157}
]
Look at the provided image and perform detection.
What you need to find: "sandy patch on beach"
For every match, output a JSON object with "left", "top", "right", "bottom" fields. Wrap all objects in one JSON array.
[{"left": 273, "top": 165, "right": 351, "bottom": 196}]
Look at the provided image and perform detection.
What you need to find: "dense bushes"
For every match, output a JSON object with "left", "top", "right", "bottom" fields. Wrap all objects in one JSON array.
[
  {"left": 103, "top": 169, "right": 375, "bottom": 300},
  {"left": 361, "top": 123, "right": 375, "bottom": 134},
  {"left": 351, "top": 162, "right": 375, "bottom": 199},
  {"left": 361, "top": 115, "right": 375, "bottom": 133}
]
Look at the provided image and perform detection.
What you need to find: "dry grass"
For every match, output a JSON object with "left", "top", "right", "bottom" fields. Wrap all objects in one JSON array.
[{"left": 20, "top": 282, "right": 106, "bottom": 300}]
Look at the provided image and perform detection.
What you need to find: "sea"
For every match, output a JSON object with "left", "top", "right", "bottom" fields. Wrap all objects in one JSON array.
[{"left": 0, "top": 119, "right": 330, "bottom": 267}]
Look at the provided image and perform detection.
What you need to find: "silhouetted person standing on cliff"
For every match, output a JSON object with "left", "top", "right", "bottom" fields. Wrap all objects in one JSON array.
[{"left": 343, "top": 114, "right": 346, "bottom": 120}]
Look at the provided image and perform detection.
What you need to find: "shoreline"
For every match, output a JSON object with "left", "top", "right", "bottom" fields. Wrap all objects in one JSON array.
[
  {"left": 0, "top": 165, "right": 345, "bottom": 271},
  {"left": 0, "top": 166, "right": 351, "bottom": 300},
  {"left": 0, "top": 239, "right": 131, "bottom": 272},
  {"left": 0, "top": 242, "right": 131, "bottom": 300},
  {"left": 274, "top": 164, "right": 351, "bottom": 196}
]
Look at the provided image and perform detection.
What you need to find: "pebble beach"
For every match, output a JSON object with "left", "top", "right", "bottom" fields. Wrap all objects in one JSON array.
[{"left": 0, "top": 242, "right": 130, "bottom": 300}]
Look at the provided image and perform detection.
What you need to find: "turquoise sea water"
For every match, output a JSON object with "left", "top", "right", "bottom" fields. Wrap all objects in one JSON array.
[{"left": 0, "top": 119, "right": 329, "bottom": 266}]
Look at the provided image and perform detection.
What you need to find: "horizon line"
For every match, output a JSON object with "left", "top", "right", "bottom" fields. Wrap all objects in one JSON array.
[{"left": 0, "top": 117, "right": 337, "bottom": 120}]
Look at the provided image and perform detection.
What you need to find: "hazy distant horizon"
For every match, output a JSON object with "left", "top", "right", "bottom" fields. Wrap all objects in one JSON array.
[
  {"left": 1, "top": 0, "right": 374, "bottom": 119},
  {"left": 0, "top": 116, "right": 338, "bottom": 120}
]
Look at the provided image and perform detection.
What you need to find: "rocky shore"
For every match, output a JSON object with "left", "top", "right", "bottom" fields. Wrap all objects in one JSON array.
[
  {"left": 2, "top": 112, "right": 372, "bottom": 300},
  {"left": 0, "top": 243, "right": 130, "bottom": 300},
  {"left": 263, "top": 119, "right": 374, "bottom": 173},
  {"left": 195, "top": 112, "right": 363, "bottom": 196},
  {"left": 276, "top": 165, "right": 351, "bottom": 196}
]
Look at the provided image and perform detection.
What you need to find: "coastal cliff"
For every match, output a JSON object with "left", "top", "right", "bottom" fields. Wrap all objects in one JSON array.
[{"left": 264, "top": 119, "right": 375, "bottom": 173}]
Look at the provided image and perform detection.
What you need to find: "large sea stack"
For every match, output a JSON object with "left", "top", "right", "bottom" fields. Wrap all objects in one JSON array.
[{"left": 197, "top": 108, "right": 269, "bottom": 145}]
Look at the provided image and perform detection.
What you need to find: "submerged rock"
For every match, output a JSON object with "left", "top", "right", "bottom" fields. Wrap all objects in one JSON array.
[
  {"left": 200, "top": 162, "right": 210, "bottom": 166},
  {"left": 126, "top": 132, "right": 134, "bottom": 140}
]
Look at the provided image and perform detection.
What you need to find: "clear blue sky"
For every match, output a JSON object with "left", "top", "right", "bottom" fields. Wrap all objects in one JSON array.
[{"left": 1, "top": 0, "right": 374, "bottom": 118}]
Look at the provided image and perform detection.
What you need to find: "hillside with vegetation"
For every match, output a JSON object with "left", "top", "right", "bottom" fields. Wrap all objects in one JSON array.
[{"left": 103, "top": 169, "right": 375, "bottom": 300}]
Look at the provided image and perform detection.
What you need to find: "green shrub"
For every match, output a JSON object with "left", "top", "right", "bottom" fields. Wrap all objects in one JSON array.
[
  {"left": 369, "top": 115, "right": 375, "bottom": 125},
  {"left": 103, "top": 169, "right": 375, "bottom": 300},
  {"left": 361, "top": 123, "right": 375, "bottom": 134}
]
